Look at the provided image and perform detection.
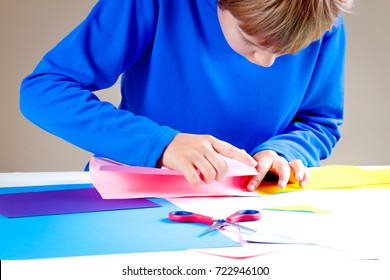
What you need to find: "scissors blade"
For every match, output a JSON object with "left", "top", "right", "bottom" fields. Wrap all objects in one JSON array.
[
  {"left": 225, "top": 222, "right": 257, "bottom": 233},
  {"left": 203, "top": 221, "right": 223, "bottom": 233}
]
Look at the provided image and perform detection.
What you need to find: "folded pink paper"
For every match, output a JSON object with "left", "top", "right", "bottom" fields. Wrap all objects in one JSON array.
[{"left": 90, "top": 157, "right": 259, "bottom": 199}]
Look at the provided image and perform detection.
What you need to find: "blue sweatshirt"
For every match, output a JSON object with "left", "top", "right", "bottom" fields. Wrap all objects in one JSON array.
[{"left": 20, "top": 0, "right": 346, "bottom": 168}]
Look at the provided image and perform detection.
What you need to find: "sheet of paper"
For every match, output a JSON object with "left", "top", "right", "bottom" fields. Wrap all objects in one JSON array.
[
  {"left": 170, "top": 191, "right": 390, "bottom": 261},
  {"left": 190, "top": 243, "right": 289, "bottom": 259},
  {"left": 94, "top": 156, "right": 258, "bottom": 176},
  {"left": 369, "top": 168, "right": 390, "bottom": 177},
  {"left": 0, "top": 197, "right": 240, "bottom": 260},
  {"left": 90, "top": 157, "right": 259, "bottom": 199},
  {"left": 239, "top": 230, "right": 315, "bottom": 245},
  {"left": 0, "top": 183, "right": 93, "bottom": 195},
  {"left": 260, "top": 204, "right": 331, "bottom": 214},
  {"left": 306, "top": 166, "right": 390, "bottom": 189},
  {"left": 237, "top": 209, "right": 387, "bottom": 259},
  {"left": 258, "top": 166, "right": 390, "bottom": 195},
  {"left": 0, "top": 187, "right": 160, "bottom": 218},
  {"left": 191, "top": 242, "right": 363, "bottom": 260},
  {"left": 172, "top": 191, "right": 389, "bottom": 260}
]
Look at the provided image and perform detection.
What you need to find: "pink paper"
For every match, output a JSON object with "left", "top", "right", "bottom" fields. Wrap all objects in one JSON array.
[{"left": 90, "top": 157, "right": 259, "bottom": 199}]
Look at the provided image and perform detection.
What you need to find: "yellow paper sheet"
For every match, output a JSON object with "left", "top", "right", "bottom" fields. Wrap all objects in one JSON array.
[
  {"left": 306, "top": 166, "right": 390, "bottom": 189},
  {"left": 369, "top": 168, "right": 390, "bottom": 177},
  {"left": 258, "top": 166, "right": 390, "bottom": 195},
  {"left": 257, "top": 181, "right": 303, "bottom": 195},
  {"left": 261, "top": 204, "right": 331, "bottom": 214}
]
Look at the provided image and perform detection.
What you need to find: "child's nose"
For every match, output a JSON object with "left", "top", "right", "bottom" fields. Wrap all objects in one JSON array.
[{"left": 252, "top": 51, "right": 277, "bottom": 67}]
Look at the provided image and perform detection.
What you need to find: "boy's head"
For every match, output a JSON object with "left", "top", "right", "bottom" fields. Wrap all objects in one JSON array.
[{"left": 218, "top": 0, "right": 353, "bottom": 66}]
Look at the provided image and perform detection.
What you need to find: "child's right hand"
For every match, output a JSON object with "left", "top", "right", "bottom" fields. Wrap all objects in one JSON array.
[{"left": 159, "top": 133, "right": 257, "bottom": 187}]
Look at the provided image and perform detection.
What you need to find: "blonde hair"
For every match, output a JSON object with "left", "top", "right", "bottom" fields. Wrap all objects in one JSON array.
[{"left": 219, "top": 0, "right": 354, "bottom": 54}]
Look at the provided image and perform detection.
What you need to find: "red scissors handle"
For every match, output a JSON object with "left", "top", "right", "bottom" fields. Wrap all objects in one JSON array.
[
  {"left": 226, "top": 209, "right": 261, "bottom": 223},
  {"left": 168, "top": 211, "right": 214, "bottom": 225}
]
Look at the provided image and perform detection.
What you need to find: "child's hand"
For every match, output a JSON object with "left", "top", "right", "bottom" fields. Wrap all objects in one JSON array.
[
  {"left": 246, "top": 150, "right": 310, "bottom": 191},
  {"left": 159, "top": 133, "right": 257, "bottom": 187}
]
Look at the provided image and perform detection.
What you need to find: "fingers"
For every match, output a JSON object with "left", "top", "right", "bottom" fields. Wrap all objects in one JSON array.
[
  {"left": 246, "top": 170, "right": 269, "bottom": 192},
  {"left": 193, "top": 153, "right": 228, "bottom": 183},
  {"left": 300, "top": 168, "right": 310, "bottom": 187},
  {"left": 160, "top": 133, "right": 310, "bottom": 190},
  {"left": 252, "top": 150, "right": 290, "bottom": 189},
  {"left": 289, "top": 160, "right": 310, "bottom": 187},
  {"left": 160, "top": 133, "right": 248, "bottom": 187},
  {"left": 212, "top": 139, "right": 257, "bottom": 167},
  {"left": 289, "top": 160, "right": 304, "bottom": 181},
  {"left": 246, "top": 150, "right": 309, "bottom": 191},
  {"left": 179, "top": 163, "right": 203, "bottom": 188}
]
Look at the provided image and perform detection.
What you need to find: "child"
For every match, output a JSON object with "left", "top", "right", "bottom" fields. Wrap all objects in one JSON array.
[{"left": 20, "top": 0, "right": 353, "bottom": 191}]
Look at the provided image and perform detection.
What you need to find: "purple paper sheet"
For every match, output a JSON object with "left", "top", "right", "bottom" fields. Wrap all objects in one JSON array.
[{"left": 0, "top": 188, "right": 160, "bottom": 218}]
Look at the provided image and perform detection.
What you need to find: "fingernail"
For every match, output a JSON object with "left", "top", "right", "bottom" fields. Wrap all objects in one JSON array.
[
  {"left": 247, "top": 182, "right": 256, "bottom": 192},
  {"left": 300, "top": 180, "right": 307, "bottom": 187},
  {"left": 295, "top": 172, "right": 303, "bottom": 180},
  {"left": 279, "top": 180, "right": 287, "bottom": 189}
]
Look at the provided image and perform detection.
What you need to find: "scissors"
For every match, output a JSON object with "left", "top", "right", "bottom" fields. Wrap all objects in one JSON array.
[{"left": 168, "top": 209, "right": 261, "bottom": 233}]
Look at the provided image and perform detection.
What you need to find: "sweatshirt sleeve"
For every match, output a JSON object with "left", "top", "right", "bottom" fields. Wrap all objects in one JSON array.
[
  {"left": 20, "top": 0, "right": 179, "bottom": 167},
  {"left": 251, "top": 17, "right": 347, "bottom": 167}
]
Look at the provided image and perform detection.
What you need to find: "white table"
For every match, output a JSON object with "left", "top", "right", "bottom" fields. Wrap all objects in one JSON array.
[{"left": 1, "top": 171, "right": 390, "bottom": 280}]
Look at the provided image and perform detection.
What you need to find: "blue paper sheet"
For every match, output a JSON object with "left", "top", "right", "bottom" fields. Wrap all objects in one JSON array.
[
  {"left": 0, "top": 188, "right": 160, "bottom": 218},
  {"left": 0, "top": 183, "right": 94, "bottom": 194},
  {"left": 0, "top": 184, "right": 240, "bottom": 260}
]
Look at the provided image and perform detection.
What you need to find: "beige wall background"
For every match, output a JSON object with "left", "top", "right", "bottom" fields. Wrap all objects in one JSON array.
[{"left": 1, "top": 1, "right": 389, "bottom": 172}]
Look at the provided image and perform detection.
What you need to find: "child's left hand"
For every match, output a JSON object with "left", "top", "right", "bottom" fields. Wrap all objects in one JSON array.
[{"left": 246, "top": 150, "right": 310, "bottom": 191}]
